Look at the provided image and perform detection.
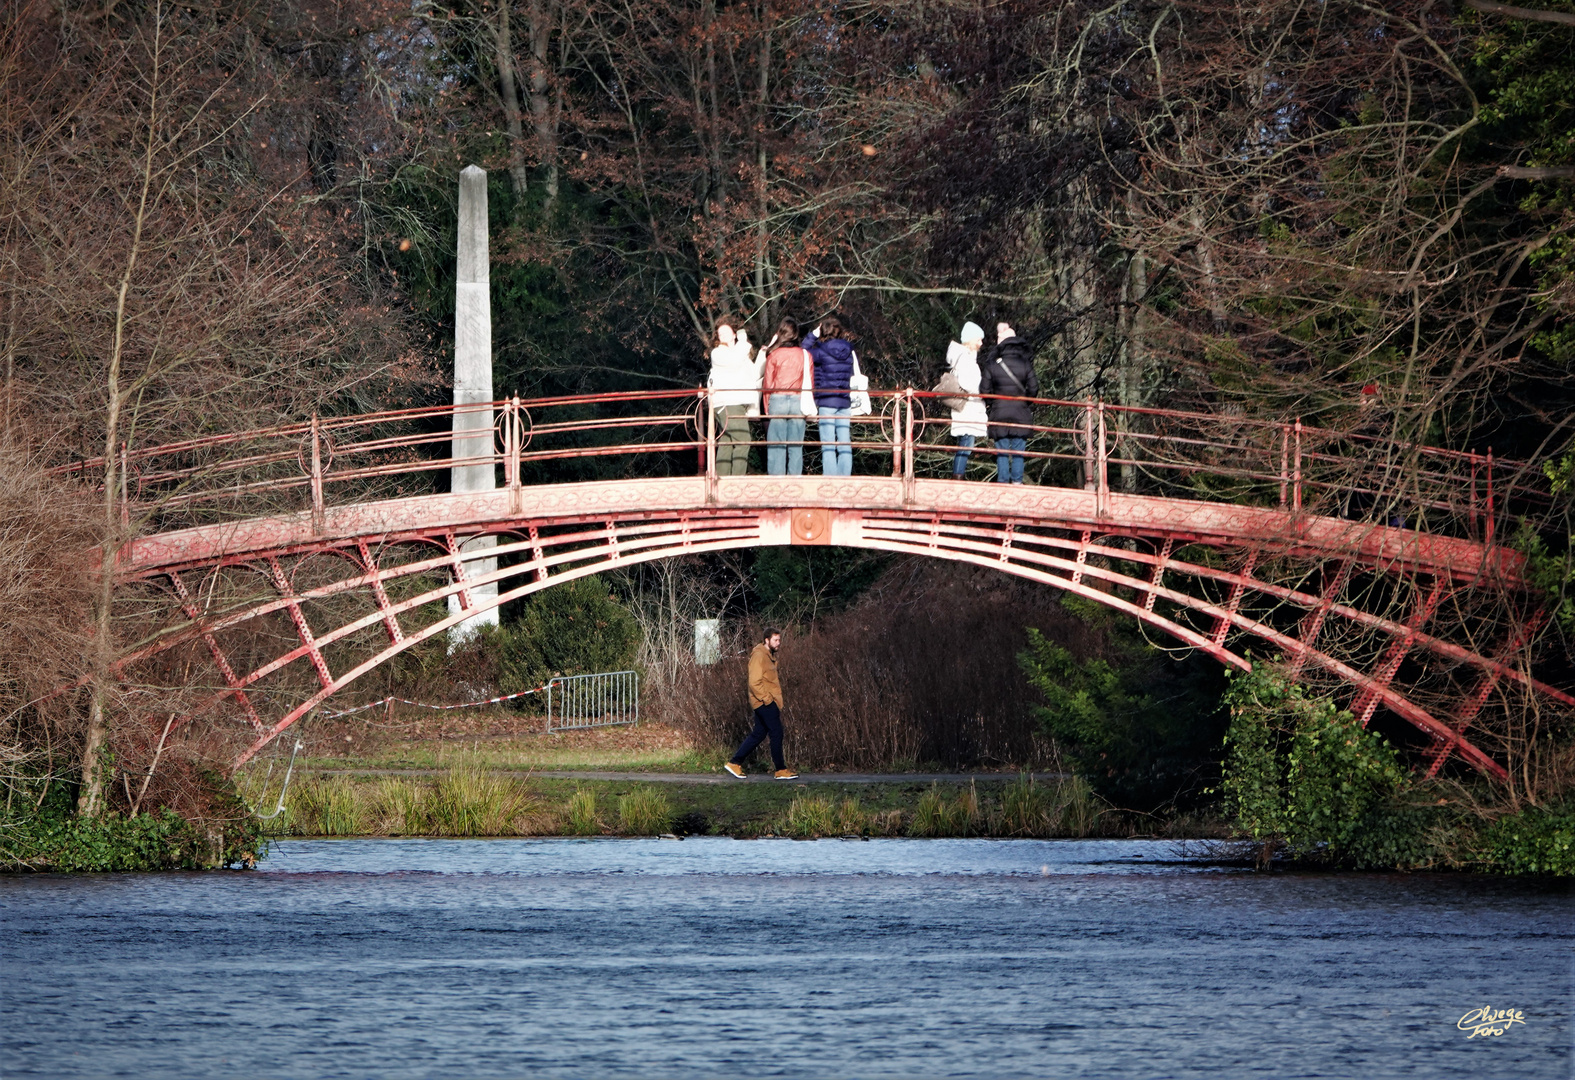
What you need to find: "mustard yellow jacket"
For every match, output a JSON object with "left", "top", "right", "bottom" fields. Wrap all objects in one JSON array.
[{"left": 747, "top": 642, "right": 783, "bottom": 710}]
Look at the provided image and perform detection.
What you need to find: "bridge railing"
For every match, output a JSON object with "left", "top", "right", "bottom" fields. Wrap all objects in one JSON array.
[{"left": 48, "top": 388, "right": 1545, "bottom": 543}]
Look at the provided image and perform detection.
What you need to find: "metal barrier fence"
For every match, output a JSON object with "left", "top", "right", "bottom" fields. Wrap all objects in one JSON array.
[{"left": 546, "top": 670, "right": 640, "bottom": 732}]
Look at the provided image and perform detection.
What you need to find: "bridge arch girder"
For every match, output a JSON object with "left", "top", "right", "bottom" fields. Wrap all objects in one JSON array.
[{"left": 110, "top": 488, "right": 1563, "bottom": 780}]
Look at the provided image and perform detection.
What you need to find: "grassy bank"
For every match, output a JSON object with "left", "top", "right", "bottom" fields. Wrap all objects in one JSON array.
[{"left": 260, "top": 766, "right": 1179, "bottom": 840}]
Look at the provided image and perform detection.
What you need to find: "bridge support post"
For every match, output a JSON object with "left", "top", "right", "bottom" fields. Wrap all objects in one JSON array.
[
  {"left": 1083, "top": 400, "right": 1096, "bottom": 491},
  {"left": 705, "top": 387, "right": 717, "bottom": 504},
  {"left": 1096, "top": 402, "right": 1108, "bottom": 517},
  {"left": 449, "top": 164, "right": 499, "bottom": 645}
]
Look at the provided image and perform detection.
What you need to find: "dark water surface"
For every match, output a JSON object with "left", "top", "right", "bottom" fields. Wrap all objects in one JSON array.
[{"left": 2, "top": 838, "right": 1570, "bottom": 1078}]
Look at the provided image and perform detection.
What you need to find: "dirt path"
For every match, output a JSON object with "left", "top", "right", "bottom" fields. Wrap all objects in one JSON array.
[{"left": 312, "top": 769, "right": 1064, "bottom": 785}]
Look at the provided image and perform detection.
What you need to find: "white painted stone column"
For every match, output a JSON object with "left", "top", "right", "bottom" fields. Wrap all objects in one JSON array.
[{"left": 449, "top": 164, "right": 500, "bottom": 644}]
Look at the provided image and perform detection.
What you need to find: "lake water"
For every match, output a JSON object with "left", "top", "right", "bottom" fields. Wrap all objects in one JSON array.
[{"left": 2, "top": 838, "right": 1569, "bottom": 1078}]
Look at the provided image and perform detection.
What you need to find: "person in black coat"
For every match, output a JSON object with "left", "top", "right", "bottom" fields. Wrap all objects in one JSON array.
[{"left": 977, "top": 322, "right": 1038, "bottom": 483}]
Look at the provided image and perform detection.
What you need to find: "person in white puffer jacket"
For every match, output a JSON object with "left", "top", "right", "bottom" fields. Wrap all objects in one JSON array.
[
  {"left": 707, "top": 320, "right": 764, "bottom": 475},
  {"left": 947, "top": 321, "right": 988, "bottom": 479}
]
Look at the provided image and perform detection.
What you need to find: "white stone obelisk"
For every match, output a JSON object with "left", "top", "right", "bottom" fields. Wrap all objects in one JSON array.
[{"left": 449, "top": 165, "right": 499, "bottom": 645}]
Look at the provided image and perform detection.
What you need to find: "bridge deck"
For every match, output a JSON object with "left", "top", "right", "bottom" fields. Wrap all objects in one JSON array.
[{"left": 120, "top": 475, "right": 1520, "bottom": 584}]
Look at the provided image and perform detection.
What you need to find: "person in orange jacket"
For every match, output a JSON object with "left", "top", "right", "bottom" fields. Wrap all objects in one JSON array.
[{"left": 724, "top": 627, "right": 799, "bottom": 779}]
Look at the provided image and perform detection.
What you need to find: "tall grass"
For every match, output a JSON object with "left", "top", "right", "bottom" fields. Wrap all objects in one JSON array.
[
  {"left": 279, "top": 765, "right": 547, "bottom": 836},
  {"left": 909, "top": 781, "right": 982, "bottom": 837},
  {"left": 567, "top": 789, "right": 600, "bottom": 835},
  {"left": 999, "top": 773, "right": 1099, "bottom": 837},
  {"left": 617, "top": 787, "right": 672, "bottom": 834},
  {"left": 786, "top": 794, "right": 868, "bottom": 837}
]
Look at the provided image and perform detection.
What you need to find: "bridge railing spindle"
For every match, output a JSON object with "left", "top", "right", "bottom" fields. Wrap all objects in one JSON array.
[
  {"left": 507, "top": 396, "right": 522, "bottom": 488},
  {"left": 1280, "top": 425, "right": 1289, "bottom": 508},
  {"left": 1082, "top": 400, "right": 1096, "bottom": 491},
  {"left": 704, "top": 387, "right": 717, "bottom": 502},
  {"left": 1097, "top": 401, "right": 1108, "bottom": 516},
  {"left": 309, "top": 414, "right": 324, "bottom": 531},
  {"left": 1292, "top": 418, "right": 1303, "bottom": 513}
]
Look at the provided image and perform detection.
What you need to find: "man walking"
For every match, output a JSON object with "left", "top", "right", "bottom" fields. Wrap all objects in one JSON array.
[{"left": 724, "top": 628, "right": 799, "bottom": 779}]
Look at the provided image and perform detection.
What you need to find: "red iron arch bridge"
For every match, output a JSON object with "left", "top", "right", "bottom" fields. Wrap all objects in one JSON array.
[{"left": 60, "top": 389, "right": 1572, "bottom": 779}]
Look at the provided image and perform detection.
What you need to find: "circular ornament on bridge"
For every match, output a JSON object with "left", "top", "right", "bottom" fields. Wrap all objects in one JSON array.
[
  {"left": 792, "top": 508, "right": 830, "bottom": 544},
  {"left": 877, "top": 394, "right": 902, "bottom": 446},
  {"left": 495, "top": 405, "right": 534, "bottom": 453},
  {"left": 296, "top": 427, "right": 336, "bottom": 477}
]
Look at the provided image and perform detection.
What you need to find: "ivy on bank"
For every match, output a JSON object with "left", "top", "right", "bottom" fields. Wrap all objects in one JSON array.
[
  {"left": 1219, "top": 665, "right": 1574, "bottom": 875},
  {"left": 1, "top": 775, "right": 264, "bottom": 873}
]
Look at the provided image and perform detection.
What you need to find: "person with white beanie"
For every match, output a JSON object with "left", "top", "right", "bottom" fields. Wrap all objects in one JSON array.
[
  {"left": 707, "top": 319, "right": 764, "bottom": 475},
  {"left": 946, "top": 321, "right": 989, "bottom": 479}
]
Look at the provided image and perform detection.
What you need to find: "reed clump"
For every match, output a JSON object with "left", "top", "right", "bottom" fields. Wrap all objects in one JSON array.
[
  {"left": 998, "top": 773, "right": 1099, "bottom": 837},
  {"left": 785, "top": 794, "right": 868, "bottom": 837},
  {"left": 617, "top": 786, "right": 672, "bottom": 835},
  {"left": 567, "top": 789, "right": 601, "bottom": 835},
  {"left": 909, "top": 781, "right": 984, "bottom": 837},
  {"left": 279, "top": 764, "right": 548, "bottom": 836}
]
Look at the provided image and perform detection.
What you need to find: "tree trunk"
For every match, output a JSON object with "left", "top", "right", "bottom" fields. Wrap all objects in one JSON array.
[
  {"left": 753, "top": 21, "right": 771, "bottom": 317},
  {"left": 496, "top": 3, "right": 530, "bottom": 201},
  {"left": 528, "top": 0, "right": 560, "bottom": 216}
]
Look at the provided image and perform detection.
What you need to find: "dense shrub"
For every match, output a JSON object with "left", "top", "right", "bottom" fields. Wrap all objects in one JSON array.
[
  {"left": 659, "top": 561, "right": 1096, "bottom": 770},
  {"left": 494, "top": 574, "right": 641, "bottom": 692},
  {"left": 1019, "top": 598, "right": 1228, "bottom": 812}
]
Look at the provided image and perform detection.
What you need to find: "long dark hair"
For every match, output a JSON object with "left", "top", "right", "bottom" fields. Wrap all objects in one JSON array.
[
  {"left": 712, "top": 316, "right": 738, "bottom": 349},
  {"left": 774, "top": 317, "right": 800, "bottom": 347},
  {"left": 819, "top": 315, "right": 844, "bottom": 339}
]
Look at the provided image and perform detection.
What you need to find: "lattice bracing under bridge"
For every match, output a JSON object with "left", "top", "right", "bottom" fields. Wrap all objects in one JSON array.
[{"left": 58, "top": 389, "right": 1570, "bottom": 779}]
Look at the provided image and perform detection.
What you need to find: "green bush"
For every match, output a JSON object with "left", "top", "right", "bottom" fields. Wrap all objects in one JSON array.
[
  {"left": 493, "top": 575, "right": 641, "bottom": 692},
  {"left": 617, "top": 787, "right": 671, "bottom": 834},
  {"left": 1483, "top": 804, "right": 1575, "bottom": 875}
]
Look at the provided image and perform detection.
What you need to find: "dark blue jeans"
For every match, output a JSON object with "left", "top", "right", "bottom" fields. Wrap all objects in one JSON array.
[
  {"left": 953, "top": 434, "right": 975, "bottom": 475},
  {"left": 732, "top": 702, "right": 785, "bottom": 770},
  {"left": 995, "top": 437, "right": 1026, "bottom": 483}
]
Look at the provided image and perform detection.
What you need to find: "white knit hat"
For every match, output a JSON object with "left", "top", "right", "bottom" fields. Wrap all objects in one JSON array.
[{"left": 960, "top": 321, "right": 984, "bottom": 344}]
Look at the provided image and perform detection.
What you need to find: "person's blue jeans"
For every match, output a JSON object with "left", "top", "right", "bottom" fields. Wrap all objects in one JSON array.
[
  {"left": 818, "top": 406, "right": 852, "bottom": 475},
  {"left": 766, "top": 394, "right": 805, "bottom": 475},
  {"left": 953, "top": 434, "right": 976, "bottom": 476},
  {"left": 995, "top": 436, "right": 1026, "bottom": 483},
  {"left": 732, "top": 702, "right": 785, "bottom": 771}
]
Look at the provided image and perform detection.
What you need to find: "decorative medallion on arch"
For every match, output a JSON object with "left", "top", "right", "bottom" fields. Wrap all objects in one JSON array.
[{"left": 792, "top": 508, "right": 832, "bottom": 545}]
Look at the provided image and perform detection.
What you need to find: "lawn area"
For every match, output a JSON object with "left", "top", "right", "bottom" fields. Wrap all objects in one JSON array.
[{"left": 292, "top": 721, "right": 725, "bottom": 774}]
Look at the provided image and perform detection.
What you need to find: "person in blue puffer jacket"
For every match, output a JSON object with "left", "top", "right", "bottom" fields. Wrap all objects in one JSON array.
[{"left": 801, "top": 315, "right": 857, "bottom": 476}]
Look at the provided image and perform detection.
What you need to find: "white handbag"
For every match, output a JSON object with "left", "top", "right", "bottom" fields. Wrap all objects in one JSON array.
[
  {"left": 799, "top": 348, "right": 817, "bottom": 417},
  {"left": 848, "top": 351, "right": 872, "bottom": 416}
]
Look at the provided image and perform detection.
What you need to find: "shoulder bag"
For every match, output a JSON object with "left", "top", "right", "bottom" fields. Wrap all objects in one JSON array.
[
  {"left": 932, "top": 369, "right": 967, "bottom": 412},
  {"left": 848, "top": 351, "right": 872, "bottom": 416}
]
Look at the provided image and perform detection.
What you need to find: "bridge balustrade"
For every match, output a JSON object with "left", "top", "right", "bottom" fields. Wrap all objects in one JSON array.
[{"left": 50, "top": 388, "right": 1544, "bottom": 546}]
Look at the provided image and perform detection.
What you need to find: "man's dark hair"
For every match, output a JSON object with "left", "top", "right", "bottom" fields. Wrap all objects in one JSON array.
[{"left": 764, "top": 626, "right": 782, "bottom": 641}]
